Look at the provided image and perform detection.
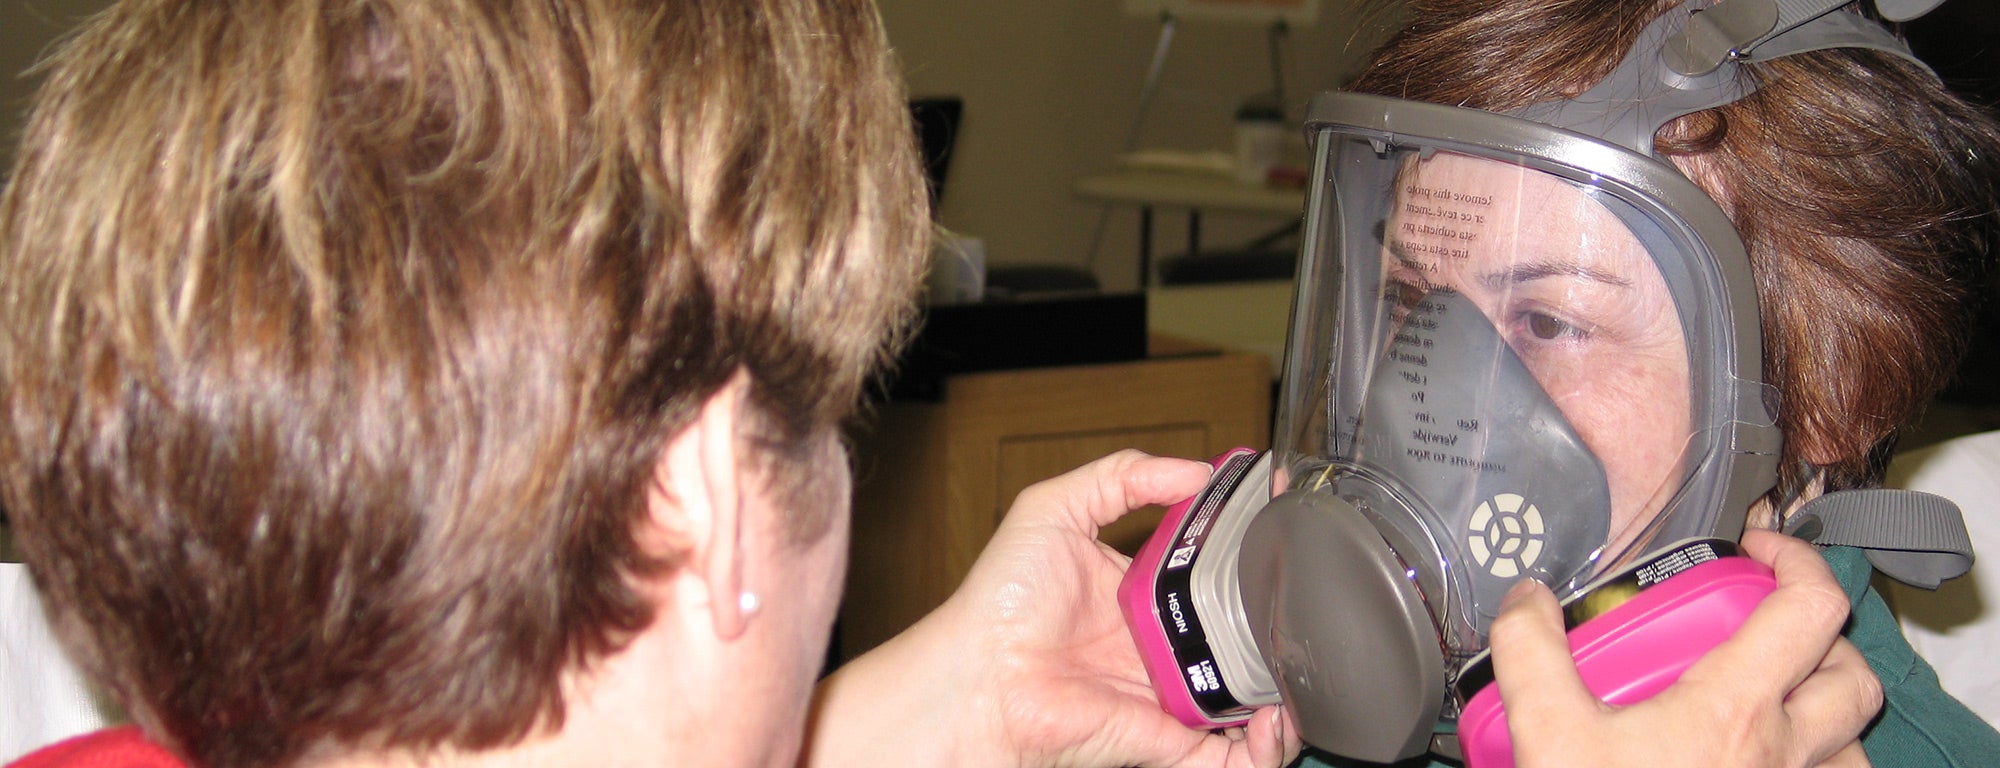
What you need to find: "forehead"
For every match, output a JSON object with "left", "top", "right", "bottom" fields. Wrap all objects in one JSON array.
[
  {"left": 1397, "top": 152, "right": 1651, "bottom": 269},
  {"left": 1405, "top": 153, "right": 1628, "bottom": 236}
]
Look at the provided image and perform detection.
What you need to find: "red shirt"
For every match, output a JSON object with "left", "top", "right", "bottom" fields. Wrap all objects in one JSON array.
[{"left": 7, "top": 729, "right": 185, "bottom": 768}]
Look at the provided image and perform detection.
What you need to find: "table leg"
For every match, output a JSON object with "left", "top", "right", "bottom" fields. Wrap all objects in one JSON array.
[{"left": 1139, "top": 204, "right": 1154, "bottom": 287}]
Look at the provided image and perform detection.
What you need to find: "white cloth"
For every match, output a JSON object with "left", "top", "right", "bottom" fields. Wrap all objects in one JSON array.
[
  {"left": 1885, "top": 431, "right": 2000, "bottom": 726},
  {"left": 1, "top": 561, "right": 109, "bottom": 762}
]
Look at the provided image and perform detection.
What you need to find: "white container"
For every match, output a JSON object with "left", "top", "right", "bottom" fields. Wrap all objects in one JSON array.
[
  {"left": 927, "top": 231, "right": 986, "bottom": 305},
  {"left": 1233, "top": 101, "right": 1286, "bottom": 186}
]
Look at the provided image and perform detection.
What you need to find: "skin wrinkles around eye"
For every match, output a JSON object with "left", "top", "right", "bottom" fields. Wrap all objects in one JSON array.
[
  {"left": 1481, "top": 258, "right": 1639, "bottom": 346},
  {"left": 1386, "top": 239, "right": 1643, "bottom": 351}
]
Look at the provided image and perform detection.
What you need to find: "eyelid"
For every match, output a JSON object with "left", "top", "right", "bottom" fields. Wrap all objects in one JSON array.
[{"left": 1512, "top": 302, "right": 1595, "bottom": 342}]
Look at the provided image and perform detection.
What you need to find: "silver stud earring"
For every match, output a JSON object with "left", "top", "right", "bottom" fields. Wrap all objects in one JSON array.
[{"left": 738, "top": 591, "right": 761, "bottom": 616}]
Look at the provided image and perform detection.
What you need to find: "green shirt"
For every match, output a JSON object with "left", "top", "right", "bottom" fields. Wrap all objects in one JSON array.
[{"left": 1297, "top": 546, "right": 2000, "bottom": 767}]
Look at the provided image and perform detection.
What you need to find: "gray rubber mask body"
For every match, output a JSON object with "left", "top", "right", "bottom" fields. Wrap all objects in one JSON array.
[
  {"left": 1347, "top": 288, "right": 1612, "bottom": 626},
  {"left": 1230, "top": 288, "right": 1612, "bottom": 759}
]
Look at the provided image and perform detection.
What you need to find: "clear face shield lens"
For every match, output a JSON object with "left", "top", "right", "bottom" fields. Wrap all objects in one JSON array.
[
  {"left": 1121, "top": 82, "right": 1784, "bottom": 761},
  {"left": 1290, "top": 142, "right": 1703, "bottom": 651}
]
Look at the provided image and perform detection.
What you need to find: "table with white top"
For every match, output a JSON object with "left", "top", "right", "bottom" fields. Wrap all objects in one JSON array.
[{"left": 1074, "top": 169, "right": 1306, "bottom": 285}]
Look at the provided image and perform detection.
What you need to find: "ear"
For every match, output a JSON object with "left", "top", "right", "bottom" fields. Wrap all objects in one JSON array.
[{"left": 648, "top": 373, "right": 758, "bottom": 640}]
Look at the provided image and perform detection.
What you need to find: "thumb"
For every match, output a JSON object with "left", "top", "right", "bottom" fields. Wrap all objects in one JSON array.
[
  {"left": 1007, "top": 449, "right": 1214, "bottom": 533},
  {"left": 1488, "top": 580, "right": 1599, "bottom": 753}
]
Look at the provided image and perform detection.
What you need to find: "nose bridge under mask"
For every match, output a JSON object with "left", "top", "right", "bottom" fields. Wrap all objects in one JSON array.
[{"left": 1346, "top": 288, "right": 1612, "bottom": 629}]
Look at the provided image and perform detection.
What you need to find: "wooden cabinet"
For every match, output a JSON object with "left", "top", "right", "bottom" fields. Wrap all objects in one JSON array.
[{"left": 838, "top": 345, "right": 1271, "bottom": 660}]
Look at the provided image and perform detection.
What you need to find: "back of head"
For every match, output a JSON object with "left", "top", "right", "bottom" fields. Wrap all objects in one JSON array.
[
  {"left": 1351, "top": 0, "right": 2000, "bottom": 502},
  {"left": 0, "top": 1, "right": 926, "bottom": 765}
]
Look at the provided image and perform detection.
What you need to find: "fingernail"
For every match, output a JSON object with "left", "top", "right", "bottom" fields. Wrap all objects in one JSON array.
[{"left": 1500, "top": 579, "right": 1541, "bottom": 609}]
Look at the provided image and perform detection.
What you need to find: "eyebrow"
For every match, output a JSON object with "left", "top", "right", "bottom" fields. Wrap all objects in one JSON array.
[
  {"left": 1387, "top": 239, "right": 1639, "bottom": 291},
  {"left": 1478, "top": 260, "right": 1634, "bottom": 292}
]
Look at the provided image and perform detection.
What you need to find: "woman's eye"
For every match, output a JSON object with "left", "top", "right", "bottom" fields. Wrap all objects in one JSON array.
[{"left": 1525, "top": 311, "right": 1583, "bottom": 340}]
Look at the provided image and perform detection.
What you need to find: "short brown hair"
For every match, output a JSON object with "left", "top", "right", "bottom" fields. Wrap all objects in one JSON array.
[
  {"left": 0, "top": 1, "right": 926, "bottom": 766},
  {"left": 1351, "top": 0, "right": 2000, "bottom": 501}
]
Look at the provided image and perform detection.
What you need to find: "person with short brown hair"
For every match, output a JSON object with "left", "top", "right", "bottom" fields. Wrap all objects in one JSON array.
[{"left": 0, "top": 1, "right": 1301, "bottom": 767}]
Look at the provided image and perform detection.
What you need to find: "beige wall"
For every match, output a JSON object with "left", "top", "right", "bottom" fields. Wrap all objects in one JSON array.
[
  {"left": 0, "top": 1, "right": 1395, "bottom": 291},
  {"left": 878, "top": 0, "right": 1396, "bottom": 289},
  {"left": 0, "top": 0, "right": 114, "bottom": 169}
]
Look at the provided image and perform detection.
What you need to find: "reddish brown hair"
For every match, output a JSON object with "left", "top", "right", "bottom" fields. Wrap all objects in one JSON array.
[
  {"left": 0, "top": 1, "right": 927, "bottom": 766},
  {"left": 1351, "top": 0, "right": 2000, "bottom": 501}
]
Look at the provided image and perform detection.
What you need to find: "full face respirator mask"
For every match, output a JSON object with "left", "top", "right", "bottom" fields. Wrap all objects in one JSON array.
[{"left": 1118, "top": 0, "right": 1955, "bottom": 764}]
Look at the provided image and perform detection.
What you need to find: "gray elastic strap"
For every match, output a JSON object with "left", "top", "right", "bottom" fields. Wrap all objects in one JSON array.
[
  {"left": 1738, "top": 4, "right": 1926, "bottom": 69},
  {"left": 1766, "top": 0, "right": 1859, "bottom": 40},
  {"left": 1667, "top": 0, "right": 1940, "bottom": 77},
  {"left": 1874, "top": 0, "right": 1946, "bottom": 21},
  {"left": 1783, "top": 489, "right": 1974, "bottom": 589}
]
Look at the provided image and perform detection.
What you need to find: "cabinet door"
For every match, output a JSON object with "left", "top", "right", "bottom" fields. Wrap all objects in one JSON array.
[
  {"left": 995, "top": 425, "right": 1211, "bottom": 554},
  {"left": 839, "top": 350, "right": 1270, "bottom": 660},
  {"left": 947, "top": 352, "right": 1270, "bottom": 556}
]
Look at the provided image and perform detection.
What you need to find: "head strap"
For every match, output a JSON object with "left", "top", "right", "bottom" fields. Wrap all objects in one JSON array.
[
  {"left": 1513, "top": 0, "right": 1943, "bottom": 156},
  {"left": 1668, "top": 0, "right": 1942, "bottom": 76},
  {"left": 1783, "top": 488, "right": 1974, "bottom": 589}
]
